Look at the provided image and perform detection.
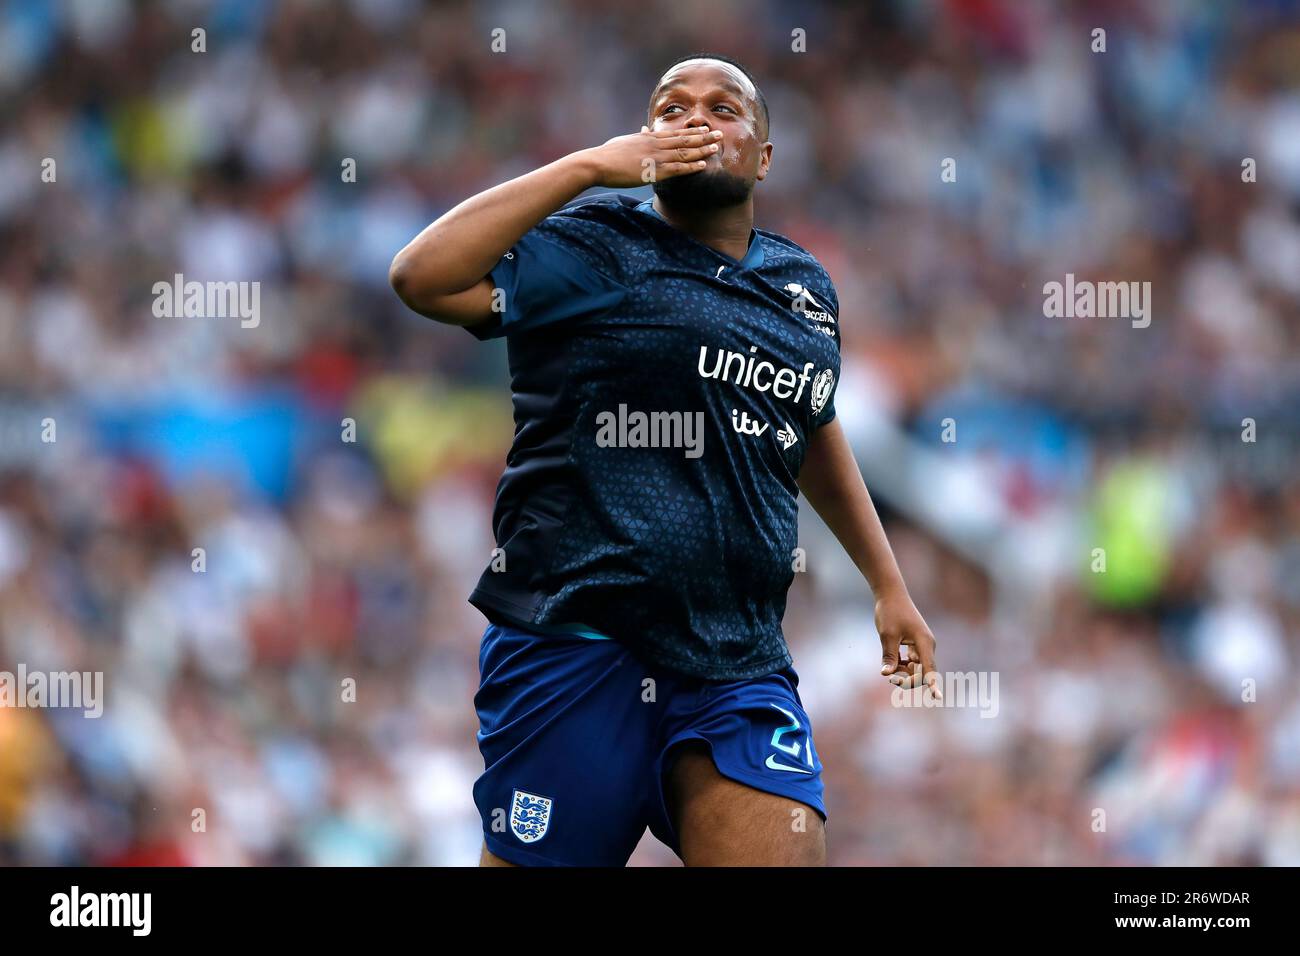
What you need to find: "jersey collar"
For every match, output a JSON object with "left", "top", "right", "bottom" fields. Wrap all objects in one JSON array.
[{"left": 635, "top": 198, "right": 765, "bottom": 272}]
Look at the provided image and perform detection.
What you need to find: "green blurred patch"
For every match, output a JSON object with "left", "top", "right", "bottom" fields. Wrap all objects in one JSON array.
[{"left": 1085, "top": 456, "right": 1173, "bottom": 607}]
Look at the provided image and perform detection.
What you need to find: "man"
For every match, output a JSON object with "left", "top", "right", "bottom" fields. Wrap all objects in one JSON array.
[{"left": 390, "top": 54, "right": 940, "bottom": 867}]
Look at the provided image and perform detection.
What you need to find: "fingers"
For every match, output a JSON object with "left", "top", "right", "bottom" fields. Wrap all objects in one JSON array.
[
  {"left": 657, "top": 160, "right": 710, "bottom": 177},
  {"left": 880, "top": 630, "right": 901, "bottom": 677},
  {"left": 648, "top": 127, "right": 723, "bottom": 147},
  {"left": 882, "top": 631, "right": 941, "bottom": 699},
  {"left": 652, "top": 139, "right": 720, "bottom": 179},
  {"left": 888, "top": 661, "right": 935, "bottom": 693},
  {"left": 657, "top": 138, "right": 719, "bottom": 164},
  {"left": 915, "top": 633, "right": 940, "bottom": 696},
  {"left": 901, "top": 633, "right": 941, "bottom": 700},
  {"left": 886, "top": 660, "right": 923, "bottom": 688},
  {"left": 629, "top": 127, "right": 721, "bottom": 181},
  {"left": 670, "top": 143, "right": 719, "bottom": 162}
]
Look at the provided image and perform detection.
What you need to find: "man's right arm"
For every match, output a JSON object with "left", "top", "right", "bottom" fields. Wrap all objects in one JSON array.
[{"left": 388, "top": 127, "right": 723, "bottom": 329}]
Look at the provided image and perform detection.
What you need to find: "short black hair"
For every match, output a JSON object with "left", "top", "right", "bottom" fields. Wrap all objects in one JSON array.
[{"left": 649, "top": 52, "right": 770, "bottom": 138}]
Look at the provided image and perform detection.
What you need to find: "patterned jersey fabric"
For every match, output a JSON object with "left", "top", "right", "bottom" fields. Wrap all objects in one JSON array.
[{"left": 467, "top": 193, "right": 841, "bottom": 680}]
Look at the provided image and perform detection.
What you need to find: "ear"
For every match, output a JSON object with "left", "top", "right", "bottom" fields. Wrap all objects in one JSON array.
[{"left": 755, "top": 141, "right": 773, "bottom": 182}]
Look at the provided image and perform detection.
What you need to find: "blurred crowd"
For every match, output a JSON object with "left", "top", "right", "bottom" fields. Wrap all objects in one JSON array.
[{"left": 1, "top": 0, "right": 1298, "bottom": 866}]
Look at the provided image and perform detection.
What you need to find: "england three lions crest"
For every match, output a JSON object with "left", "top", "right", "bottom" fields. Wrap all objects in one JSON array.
[{"left": 510, "top": 789, "right": 553, "bottom": 844}]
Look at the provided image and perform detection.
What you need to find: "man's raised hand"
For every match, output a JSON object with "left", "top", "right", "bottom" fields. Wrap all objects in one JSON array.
[{"left": 581, "top": 126, "right": 722, "bottom": 188}]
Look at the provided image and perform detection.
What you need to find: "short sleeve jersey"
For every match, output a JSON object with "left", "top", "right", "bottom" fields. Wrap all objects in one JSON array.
[{"left": 467, "top": 194, "right": 841, "bottom": 680}]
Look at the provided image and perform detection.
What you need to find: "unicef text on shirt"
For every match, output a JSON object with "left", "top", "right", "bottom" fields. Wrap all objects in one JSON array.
[{"left": 697, "top": 346, "right": 816, "bottom": 403}]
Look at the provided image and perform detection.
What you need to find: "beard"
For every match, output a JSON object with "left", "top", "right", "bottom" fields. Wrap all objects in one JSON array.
[{"left": 652, "top": 166, "right": 752, "bottom": 211}]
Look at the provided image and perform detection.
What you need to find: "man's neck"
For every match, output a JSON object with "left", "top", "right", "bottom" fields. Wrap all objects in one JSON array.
[{"left": 651, "top": 196, "right": 755, "bottom": 262}]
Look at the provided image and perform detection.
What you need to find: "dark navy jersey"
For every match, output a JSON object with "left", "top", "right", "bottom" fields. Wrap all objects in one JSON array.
[{"left": 467, "top": 193, "right": 841, "bottom": 680}]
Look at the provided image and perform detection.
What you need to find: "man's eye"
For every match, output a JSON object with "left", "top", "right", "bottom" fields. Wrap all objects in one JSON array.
[
  {"left": 662, "top": 105, "right": 682, "bottom": 114},
  {"left": 714, "top": 105, "right": 736, "bottom": 113}
]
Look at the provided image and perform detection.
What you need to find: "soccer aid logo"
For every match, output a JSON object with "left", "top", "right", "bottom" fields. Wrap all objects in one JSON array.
[
  {"left": 510, "top": 789, "right": 553, "bottom": 843},
  {"left": 810, "top": 369, "right": 834, "bottom": 415}
]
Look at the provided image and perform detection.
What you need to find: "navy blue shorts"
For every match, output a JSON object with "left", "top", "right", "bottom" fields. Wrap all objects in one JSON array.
[{"left": 472, "top": 622, "right": 825, "bottom": 866}]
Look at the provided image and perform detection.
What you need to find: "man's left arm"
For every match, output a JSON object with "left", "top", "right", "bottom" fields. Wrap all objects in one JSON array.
[{"left": 796, "top": 417, "right": 942, "bottom": 697}]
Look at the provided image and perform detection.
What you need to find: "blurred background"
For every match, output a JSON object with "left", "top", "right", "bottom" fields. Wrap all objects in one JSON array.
[{"left": 1, "top": 0, "right": 1298, "bottom": 866}]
